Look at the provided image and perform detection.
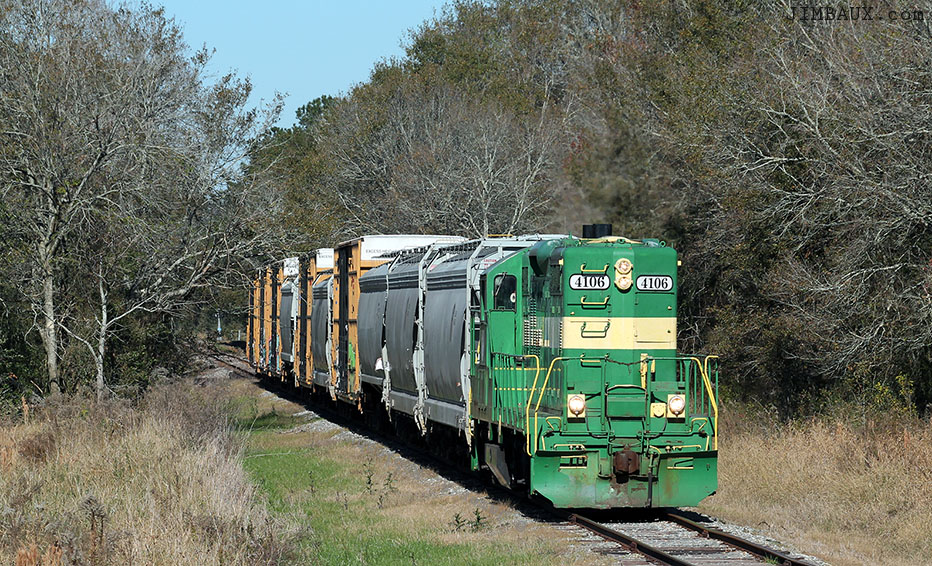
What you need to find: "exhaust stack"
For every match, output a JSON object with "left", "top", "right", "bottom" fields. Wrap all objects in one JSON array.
[{"left": 582, "top": 224, "right": 613, "bottom": 238}]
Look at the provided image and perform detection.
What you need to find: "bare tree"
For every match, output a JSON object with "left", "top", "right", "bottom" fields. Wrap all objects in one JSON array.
[
  {"left": 724, "top": 15, "right": 932, "bottom": 384},
  {"left": 619, "top": 3, "right": 932, "bottom": 405},
  {"left": 0, "top": 0, "right": 288, "bottom": 395},
  {"left": 320, "top": 81, "right": 567, "bottom": 237}
]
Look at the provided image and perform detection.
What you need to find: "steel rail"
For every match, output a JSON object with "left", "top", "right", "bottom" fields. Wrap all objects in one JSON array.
[
  {"left": 202, "top": 351, "right": 255, "bottom": 379},
  {"left": 225, "top": 347, "right": 819, "bottom": 566},
  {"left": 664, "top": 511, "right": 818, "bottom": 566},
  {"left": 567, "top": 513, "right": 695, "bottom": 566}
]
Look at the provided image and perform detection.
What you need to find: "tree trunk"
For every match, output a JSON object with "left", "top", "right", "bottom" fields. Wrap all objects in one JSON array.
[
  {"left": 38, "top": 244, "right": 60, "bottom": 395},
  {"left": 94, "top": 352, "right": 105, "bottom": 401},
  {"left": 96, "top": 280, "right": 108, "bottom": 401}
]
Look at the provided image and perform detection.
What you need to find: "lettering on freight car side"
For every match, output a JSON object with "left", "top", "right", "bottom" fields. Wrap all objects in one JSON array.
[
  {"left": 635, "top": 275, "right": 673, "bottom": 292},
  {"left": 569, "top": 274, "right": 611, "bottom": 290}
]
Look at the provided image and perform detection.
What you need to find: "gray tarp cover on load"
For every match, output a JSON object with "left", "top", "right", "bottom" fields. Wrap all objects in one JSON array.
[
  {"left": 358, "top": 262, "right": 390, "bottom": 379},
  {"left": 311, "top": 278, "right": 331, "bottom": 373},
  {"left": 385, "top": 259, "right": 420, "bottom": 394},
  {"left": 423, "top": 254, "right": 469, "bottom": 404},
  {"left": 279, "top": 281, "right": 297, "bottom": 362},
  {"left": 384, "top": 286, "right": 418, "bottom": 393}
]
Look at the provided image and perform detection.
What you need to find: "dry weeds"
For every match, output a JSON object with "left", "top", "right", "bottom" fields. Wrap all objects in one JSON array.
[
  {"left": 0, "top": 381, "right": 300, "bottom": 566},
  {"left": 700, "top": 406, "right": 932, "bottom": 566},
  {"left": 240, "top": 378, "right": 615, "bottom": 566}
]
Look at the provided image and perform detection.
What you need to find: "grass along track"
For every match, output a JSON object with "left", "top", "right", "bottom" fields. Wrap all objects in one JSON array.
[
  {"left": 212, "top": 351, "right": 828, "bottom": 566},
  {"left": 227, "top": 369, "right": 618, "bottom": 566}
]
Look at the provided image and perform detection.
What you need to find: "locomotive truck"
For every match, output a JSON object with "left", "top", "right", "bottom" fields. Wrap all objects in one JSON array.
[{"left": 247, "top": 227, "right": 719, "bottom": 508}]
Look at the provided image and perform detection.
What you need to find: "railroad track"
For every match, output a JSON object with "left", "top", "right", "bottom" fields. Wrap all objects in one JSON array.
[
  {"left": 564, "top": 511, "right": 818, "bottom": 566},
  {"left": 208, "top": 350, "right": 820, "bottom": 566},
  {"left": 200, "top": 348, "right": 255, "bottom": 378}
]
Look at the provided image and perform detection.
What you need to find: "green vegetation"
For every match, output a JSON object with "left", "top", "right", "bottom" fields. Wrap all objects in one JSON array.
[
  {"left": 1, "top": 369, "right": 617, "bottom": 565},
  {"left": 4, "top": 1, "right": 929, "bottom": 563},
  {"left": 234, "top": 387, "right": 610, "bottom": 566},
  {"left": 244, "top": 443, "right": 491, "bottom": 566},
  {"left": 0, "top": 0, "right": 294, "bottom": 405},
  {"left": 253, "top": 0, "right": 932, "bottom": 417},
  {"left": 2, "top": 0, "right": 927, "bottom": 422}
]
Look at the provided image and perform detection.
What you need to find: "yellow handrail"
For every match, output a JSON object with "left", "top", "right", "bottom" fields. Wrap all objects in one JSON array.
[
  {"left": 579, "top": 263, "right": 609, "bottom": 273},
  {"left": 704, "top": 355, "right": 720, "bottom": 450},
  {"left": 525, "top": 356, "right": 571, "bottom": 455},
  {"left": 521, "top": 354, "right": 543, "bottom": 455},
  {"left": 519, "top": 354, "right": 719, "bottom": 455},
  {"left": 689, "top": 356, "right": 719, "bottom": 450},
  {"left": 703, "top": 355, "right": 720, "bottom": 384},
  {"left": 535, "top": 357, "right": 568, "bottom": 413}
]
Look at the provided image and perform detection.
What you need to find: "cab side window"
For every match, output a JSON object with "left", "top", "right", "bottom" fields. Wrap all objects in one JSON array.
[{"left": 493, "top": 274, "right": 517, "bottom": 311}]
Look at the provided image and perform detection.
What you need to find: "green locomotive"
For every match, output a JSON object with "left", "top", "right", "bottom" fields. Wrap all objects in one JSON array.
[
  {"left": 472, "top": 232, "right": 718, "bottom": 508},
  {"left": 248, "top": 227, "right": 719, "bottom": 509}
]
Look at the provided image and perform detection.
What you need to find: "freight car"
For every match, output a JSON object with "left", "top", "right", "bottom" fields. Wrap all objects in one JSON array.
[{"left": 247, "top": 227, "right": 719, "bottom": 508}]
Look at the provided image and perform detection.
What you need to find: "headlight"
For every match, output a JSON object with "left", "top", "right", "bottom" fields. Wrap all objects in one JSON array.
[
  {"left": 567, "top": 394, "right": 586, "bottom": 416},
  {"left": 615, "top": 258, "right": 633, "bottom": 275},
  {"left": 614, "top": 258, "right": 634, "bottom": 291},
  {"left": 667, "top": 394, "right": 686, "bottom": 416}
]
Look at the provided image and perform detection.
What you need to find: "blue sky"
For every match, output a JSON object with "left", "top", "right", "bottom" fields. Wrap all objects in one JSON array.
[{"left": 157, "top": 1, "right": 448, "bottom": 127}]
